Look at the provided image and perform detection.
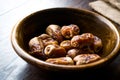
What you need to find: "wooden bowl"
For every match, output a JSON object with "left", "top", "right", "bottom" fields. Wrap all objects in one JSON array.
[{"left": 11, "top": 8, "right": 120, "bottom": 72}]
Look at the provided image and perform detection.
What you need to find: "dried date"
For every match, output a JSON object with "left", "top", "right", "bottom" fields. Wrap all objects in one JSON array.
[
  {"left": 73, "top": 54, "right": 101, "bottom": 65},
  {"left": 46, "top": 57, "right": 74, "bottom": 65},
  {"left": 60, "top": 40, "right": 72, "bottom": 50},
  {"left": 67, "top": 49, "right": 80, "bottom": 59},
  {"left": 28, "top": 24, "right": 103, "bottom": 65},
  {"left": 61, "top": 24, "right": 80, "bottom": 39},
  {"left": 71, "top": 33, "right": 94, "bottom": 48},
  {"left": 28, "top": 37, "right": 46, "bottom": 59},
  {"left": 46, "top": 24, "right": 63, "bottom": 43},
  {"left": 38, "top": 34, "right": 58, "bottom": 46},
  {"left": 93, "top": 36, "right": 103, "bottom": 53},
  {"left": 44, "top": 44, "right": 66, "bottom": 58}
]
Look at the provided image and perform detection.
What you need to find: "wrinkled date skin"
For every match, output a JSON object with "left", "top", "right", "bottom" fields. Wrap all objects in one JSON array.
[
  {"left": 46, "top": 57, "right": 74, "bottom": 65},
  {"left": 71, "top": 33, "right": 94, "bottom": 48},
  {"left": 73, "top": 54, "right": 101, "bottom": 65},
  {"left": 61, "top": 24, "right": 80, "bottom": 39},
  {"left": 28, "top": 24, "right": 103, "bottom": 65},
  {"left": 38, "top": 34, "right": 58, "bottom": 47},
  {"left": 28, "top": 37, "right": 46, "bottom": 59},
  {"left": 93, "top": 36, "right": 103, "bottom": 53},
  {"left": 44, "top": 44, "right": 66, "bottom": 58},
  {"left": 67, "top": 49, "right": 80, "bottom": 59},
  {"left": 46, "top": 24, "right": 63, "bottom": 43},
  {"left": 60, "top": 40, "right": 72, "bottom": 51}
]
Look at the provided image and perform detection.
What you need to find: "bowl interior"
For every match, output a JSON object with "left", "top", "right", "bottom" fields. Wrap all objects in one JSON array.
[{"left": 13, "top": 8, "right": 119, "bottom": 71}]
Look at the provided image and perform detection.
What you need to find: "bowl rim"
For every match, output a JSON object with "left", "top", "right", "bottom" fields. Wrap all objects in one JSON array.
[{"left": 11, "top": 7, "right": 120, "bottom": 71}]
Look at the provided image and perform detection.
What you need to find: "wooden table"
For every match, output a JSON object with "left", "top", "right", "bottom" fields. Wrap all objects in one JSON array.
[{"left": 1, "top": 0, "right": 120, "bottom": 80}]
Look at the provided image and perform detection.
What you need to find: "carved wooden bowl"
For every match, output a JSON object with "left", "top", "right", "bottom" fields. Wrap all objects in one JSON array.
[{"left": 11, "top": 8, "right": 120, "bottom": 72}]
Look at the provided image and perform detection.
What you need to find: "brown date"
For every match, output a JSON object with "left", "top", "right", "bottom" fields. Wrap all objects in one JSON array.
[
  {"left": 28, "top": 24, "right": 103, "bottom": 65},
  {"left": 46, "top": 57, "right": 74, "bottom": 65},
  {"left": 93, "top": 36, "right": 103, "bottom": 53},
  {"left": 38, "top": 34, "right": 58, "bottom": 47},
  {"left": 61, "top": 24, "right": 80, "bottom": 39},
  {"left": 71, "top": 33, "right": 94, "bottom": 48},
  {"left": 46, "top": 24, "right": 63, "bottom": 43},
  {"left": 44, "top": 44, "right": 66, "bottom": 58},
  {"left": 67, "top": 49, "right": 80, "bottom": 59},
  {"left": 73, "top": 54, "right": 101, "bottom": 65},
  {"left": 60, "top": 40, "right": 72, "bottom": 50},
  {"left": 28, "top": 37, "right": 46, "bottom": 59},
  {"left": 38, "top": 33, "right": 51, "bottom": 39}
]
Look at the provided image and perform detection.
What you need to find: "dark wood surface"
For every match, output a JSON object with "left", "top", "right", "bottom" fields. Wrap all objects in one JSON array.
[{"left": 1, "top": 0, "right": 120, "bottom": 80}]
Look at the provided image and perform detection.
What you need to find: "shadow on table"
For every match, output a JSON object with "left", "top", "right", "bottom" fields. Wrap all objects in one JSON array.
[{"left": 16, "top": 55, "right": 120, "bottom": 80}]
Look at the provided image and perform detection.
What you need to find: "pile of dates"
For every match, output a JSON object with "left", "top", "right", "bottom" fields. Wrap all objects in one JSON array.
[{"left": 28, "top": 24, "right": 103, "bottom": 65}]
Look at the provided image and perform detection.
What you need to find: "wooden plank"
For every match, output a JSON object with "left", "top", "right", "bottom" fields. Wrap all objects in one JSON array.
[{"left": 0, "top": 0, "right": 28, "bottom": 15}]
